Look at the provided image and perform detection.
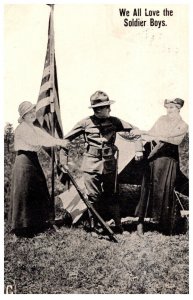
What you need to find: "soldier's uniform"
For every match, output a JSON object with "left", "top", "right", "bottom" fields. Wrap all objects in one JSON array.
[{"left": 64, "top": 91, "right": 143, "bottom": 229}]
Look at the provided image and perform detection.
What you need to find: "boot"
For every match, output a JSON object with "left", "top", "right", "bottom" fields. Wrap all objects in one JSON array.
[
  {"left": 113, "top": 224, "right": 124, "bottom": 234},
  {"left": 111, "top": 202, "right": 123, "bottom": 234},
  {"left": 137, "top": 222, "right": 144, "bottom": 237}
]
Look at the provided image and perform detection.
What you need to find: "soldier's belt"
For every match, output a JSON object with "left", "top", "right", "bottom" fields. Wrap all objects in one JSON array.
[{"left": 86, "top": 145, "right": 116, "bottom": 158}]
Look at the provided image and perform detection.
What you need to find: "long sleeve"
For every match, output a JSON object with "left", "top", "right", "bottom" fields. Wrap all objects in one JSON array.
[
  {"left": 34, "top": 127, "right": 60, "bottom": 147},
  {"left": 14, "top": 122, "right": 61, "bottom": 151},
  {"left": 63, "top": 119, "right": 85, "bottom": 141},
  {"left": 146, "top": 116, "right": 188, "bottom": 145},
  {"left": 112, "top": 117, "right": 136, "bottom": 132},
  {"left": 63, "top": 116, "right": 143, "bottom": 152},
  {"left": 158, "top": 123, "right": 188, "bottom": 145},
  {"left": 113, "top": 117, "right": 143, "bottom": 152}
]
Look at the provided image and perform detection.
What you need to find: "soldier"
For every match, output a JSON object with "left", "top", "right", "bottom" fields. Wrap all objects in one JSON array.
[{"left": 64, "top": 91, "right": 143, "bottom": 234}]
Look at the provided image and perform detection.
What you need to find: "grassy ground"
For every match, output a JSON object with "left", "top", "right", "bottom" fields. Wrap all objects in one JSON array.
[{"left": 4, "top": 223, "right": 189, "bottom": 294}]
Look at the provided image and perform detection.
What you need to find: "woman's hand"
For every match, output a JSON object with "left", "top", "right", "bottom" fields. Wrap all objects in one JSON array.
[
  {"left": 58, "top": 139, "right": 69, "bottom": 150},
  {"left": 130, "top": 129, "right": 142, "bottom": 136}
]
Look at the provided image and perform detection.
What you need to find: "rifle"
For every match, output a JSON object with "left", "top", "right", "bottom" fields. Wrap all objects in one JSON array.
[{"left": 58, "top": 163, "right": 119, "bottom": 243}]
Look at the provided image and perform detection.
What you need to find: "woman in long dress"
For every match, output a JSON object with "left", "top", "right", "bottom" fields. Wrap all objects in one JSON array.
[
  {"left": 9, "top": 101, "right": 67, "bottom": 237},
  {"left": 131, "top": 98, "right": 188, "bottom": 235}
]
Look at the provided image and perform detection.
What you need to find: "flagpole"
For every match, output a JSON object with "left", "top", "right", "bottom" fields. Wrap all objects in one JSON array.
[{"left": 49, "top": 4, "right": 55, "bottom": 221}]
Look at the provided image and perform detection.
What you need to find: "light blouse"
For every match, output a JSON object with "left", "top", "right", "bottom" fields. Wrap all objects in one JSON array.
[
  {"left": 142, "top": 115, "right": 188, "bottom": 145},
  {"left": 14, "top": 121, "right": 59, "bottom": 152}
]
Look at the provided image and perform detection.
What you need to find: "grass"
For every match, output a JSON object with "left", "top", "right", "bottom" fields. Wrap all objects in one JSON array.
[{"left": 4, "top": 224, "right": 189, "bottom": 294}]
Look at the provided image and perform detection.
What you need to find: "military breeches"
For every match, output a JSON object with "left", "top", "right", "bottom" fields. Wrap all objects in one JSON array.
[
  {"left": 83, "top": 171, "right": 121, "bottom": 224},
  {"left": 83, "top": 171, "right": 116, "bottom": 203}
]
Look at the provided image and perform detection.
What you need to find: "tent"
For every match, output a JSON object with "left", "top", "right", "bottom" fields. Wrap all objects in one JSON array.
[{"left": 59, "top": 134, "right": 189, "bottom": 223}]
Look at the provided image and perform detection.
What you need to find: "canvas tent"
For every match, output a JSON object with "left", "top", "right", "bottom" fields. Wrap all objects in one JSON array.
[{"left": 59, "top": 134, "right": 189, "bottom": 223}]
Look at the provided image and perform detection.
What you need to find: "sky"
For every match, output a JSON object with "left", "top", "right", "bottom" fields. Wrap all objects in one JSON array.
[{"left": 3, "top": 1, "right": 189, "bottom": 134}]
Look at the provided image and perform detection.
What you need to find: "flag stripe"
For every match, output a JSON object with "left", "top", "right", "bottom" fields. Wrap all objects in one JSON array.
[
  {"left": 39, "top": 81, "right": 52, "bottom": 94},
  {"left": 43, "top": 66, "right": 51, "bottom": 77},
  {"left": 41, "top": 74, "right": 50, "bottom": 86},
  {"left": 36, "top": 97, "right": 51, "bottom": 111}
]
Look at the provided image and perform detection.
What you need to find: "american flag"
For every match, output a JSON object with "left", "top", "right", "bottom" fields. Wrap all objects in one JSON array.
[
  {"left": 35, "top": 6, "right": 63, "bottom": 139},
  {"left": 34, "top": 6, "right": 69, "bottom": 219}
]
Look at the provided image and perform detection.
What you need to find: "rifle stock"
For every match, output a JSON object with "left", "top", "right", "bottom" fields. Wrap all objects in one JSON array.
[{"left": 59, "top": 164, "right": 118, "bottom": 243}]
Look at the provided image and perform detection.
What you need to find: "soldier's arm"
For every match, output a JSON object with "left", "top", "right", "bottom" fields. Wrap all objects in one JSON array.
[
  {"left": 114, "top": 117, "right": 144, "bottom": 157},
  {"left": 119, "top": 118, "right": 143, "bottom": 150},
  {"left": 63, "top": 119, "right": 86, "bottom": 141},
  {"left": 114, "top": 118, "right": 136, "bottom": 132}
]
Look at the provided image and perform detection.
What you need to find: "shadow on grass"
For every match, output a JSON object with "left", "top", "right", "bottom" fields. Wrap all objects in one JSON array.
[
  {"left": 121, "top": 217, "right": 188, "bottom": 236},
  {"left": 121, "top": 221, "right": 157, "bottom": 234}
]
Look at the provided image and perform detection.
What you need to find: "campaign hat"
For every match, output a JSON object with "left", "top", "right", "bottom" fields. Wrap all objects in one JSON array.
[{"left": 89, "top": 91, "right": 115, "bottom": 108}]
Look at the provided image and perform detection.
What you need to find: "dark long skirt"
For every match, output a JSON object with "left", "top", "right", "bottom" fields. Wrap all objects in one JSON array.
[
  {"left": 135, "top": 156, "right": 178, "bottom": 234},
  {"left": 8, "top": 151, "right": 51, "bottom": 235}
]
